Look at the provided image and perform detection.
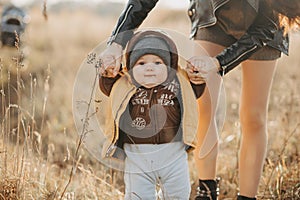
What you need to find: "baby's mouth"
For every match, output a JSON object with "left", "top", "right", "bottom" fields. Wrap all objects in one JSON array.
[{"left": 144, "top": 74, "right": 156, "bottom": 77}]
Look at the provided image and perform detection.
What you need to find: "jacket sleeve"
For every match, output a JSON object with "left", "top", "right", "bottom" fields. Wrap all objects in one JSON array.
[
  {"left": 216, "top": 7, "right": 278, "bottom": 76},
  {"left": 107, "top": 0, "right": 159, "bottom": 48},
  {"left": 99, "top": 75, "right": 121, "bottom": 96}
]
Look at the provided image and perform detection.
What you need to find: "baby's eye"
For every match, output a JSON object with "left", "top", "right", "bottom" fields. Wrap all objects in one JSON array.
[
  {"left": 137, "top": 61, "right": 145, "bottom": 65},
  {"left": 155, "top": 61, "right": 163, "bottom": 65}
]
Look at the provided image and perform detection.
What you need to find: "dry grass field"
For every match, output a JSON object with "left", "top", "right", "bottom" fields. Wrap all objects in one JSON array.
[{"left": 0, "top": 3, "right": 299, "bottom": 200}]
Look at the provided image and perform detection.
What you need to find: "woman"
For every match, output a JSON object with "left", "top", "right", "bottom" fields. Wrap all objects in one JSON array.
[
  {"left": 186, "top": 1, "right": 299, "bottom": 200},
  {"left": 99, "top": 0, "right": 300, "bottom": 199}
]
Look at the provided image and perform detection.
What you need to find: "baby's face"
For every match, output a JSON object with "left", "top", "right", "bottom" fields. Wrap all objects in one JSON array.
[{"left": 132, "top": 54, "right": 168, "bottom": 88}]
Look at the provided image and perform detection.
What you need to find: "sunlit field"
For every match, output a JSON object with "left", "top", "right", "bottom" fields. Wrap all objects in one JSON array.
[{"left": 0, "top": 3, "right": 299, "bottom": 199}]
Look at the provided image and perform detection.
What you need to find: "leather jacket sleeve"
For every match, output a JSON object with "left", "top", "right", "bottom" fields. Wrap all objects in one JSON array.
[
  {"left": 216, "top": 7, "right": 279, "bottom": 76},
  {"left": 107, "top": 0, "right": 159, "bottom": 48}
]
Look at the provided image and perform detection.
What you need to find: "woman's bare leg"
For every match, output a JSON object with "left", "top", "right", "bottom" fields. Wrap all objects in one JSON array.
[
  {"left": 193, "top": 41, "right": 224, "bottom": 179},
  {"left": 239, "top": 60, "right": 277, "bottom": 197}
]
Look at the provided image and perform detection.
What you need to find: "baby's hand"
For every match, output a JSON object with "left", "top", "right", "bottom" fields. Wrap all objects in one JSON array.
[
  {"left": 99, "top": 42, "right": 123, "bottom": 77},
  {"left": 186, "top": 56, "right": 220, "bottom": 84}
]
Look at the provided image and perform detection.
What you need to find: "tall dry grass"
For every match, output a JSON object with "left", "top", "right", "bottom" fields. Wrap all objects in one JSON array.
[{"left": 0, "top": 4, "right": 299, "bottom": 200}]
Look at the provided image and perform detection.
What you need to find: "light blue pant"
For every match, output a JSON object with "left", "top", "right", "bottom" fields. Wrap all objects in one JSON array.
[{"left": 124, "top": 142, "right": 191, "bottom": 200}]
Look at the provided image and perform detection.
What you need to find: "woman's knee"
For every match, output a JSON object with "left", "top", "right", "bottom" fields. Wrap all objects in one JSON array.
[{"left": 239, "top": 108, "right": 267, "bottom": 131}]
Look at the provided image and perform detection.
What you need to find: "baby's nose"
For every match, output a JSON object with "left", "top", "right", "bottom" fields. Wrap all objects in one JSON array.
[{"left": 145, "top": 63, "right": 155, "bottom": 70}]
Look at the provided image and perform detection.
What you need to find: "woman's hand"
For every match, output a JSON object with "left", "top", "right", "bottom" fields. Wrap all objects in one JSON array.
[
  {"left": 99, "top": 42, "right": 123, "bottom": 77},
  {"left": 186, "top": 56, "right": 220, "bottom": 84}
]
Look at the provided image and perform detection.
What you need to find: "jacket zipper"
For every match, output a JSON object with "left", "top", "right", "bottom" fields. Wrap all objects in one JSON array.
[
  {"left": 110, "top": 4, "right": 133, "bottom": 43},
  {"left": 147, "top": 88, "right": 157, "bottom": 142},
  {"left": 221, "top": 45, "right": 258, "bottom": 76},
  {"left": 105, "top": 86, "right": 136, "bottom": 157}
]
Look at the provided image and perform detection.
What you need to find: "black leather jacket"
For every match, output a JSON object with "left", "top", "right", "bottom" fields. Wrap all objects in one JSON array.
[{"left": 108, "top": 0, "right": 289, "bottom": 76}]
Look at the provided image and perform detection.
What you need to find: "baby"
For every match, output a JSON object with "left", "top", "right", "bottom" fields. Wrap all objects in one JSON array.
[{"left": 99, "top": 30, "right": 205, "bottom": 199}]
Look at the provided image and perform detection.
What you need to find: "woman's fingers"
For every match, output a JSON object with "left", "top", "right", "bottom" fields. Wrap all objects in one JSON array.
[
  {"left": 187, "top": 69, "right": 207, "bottom": 84},
  {"left": 187, "top": 56, "right": 210, "bottom": 83},
  {"left": 186, "top": 55, "right": 221, "bottom": 84},
  {"left": 98, "top": 42, "right": 123, "bottom": 77}
]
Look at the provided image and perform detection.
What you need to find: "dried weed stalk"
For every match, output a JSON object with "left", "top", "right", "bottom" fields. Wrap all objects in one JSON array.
[{"left": 59, "top": 64, "right": 100, "bottom": 199}]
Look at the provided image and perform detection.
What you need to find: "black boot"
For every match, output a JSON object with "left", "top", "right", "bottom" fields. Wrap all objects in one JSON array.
[
  {"left": 237, "top": 195, "right": 256, "bottom": 200},
  {"left": 194, "top": 178, "right": 220, "bottom": 200}
]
